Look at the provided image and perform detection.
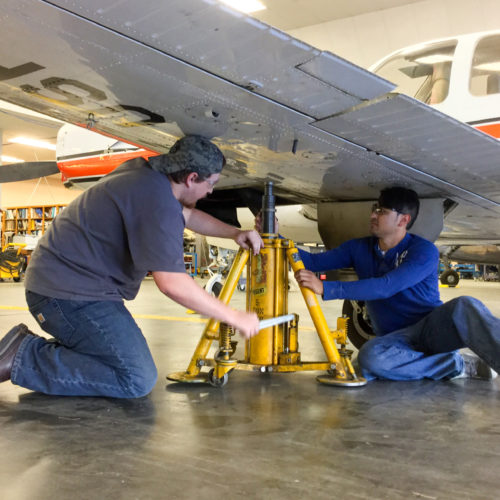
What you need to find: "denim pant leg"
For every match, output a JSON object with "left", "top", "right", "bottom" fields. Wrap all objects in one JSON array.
[
  {"left": 416, "top": 296, "right": 500, "bottom": 373},
  {"left": 358, "top": 325, "right": 462, "bottom": 381},
  {"left": 11, "top": 291, "right": 158, "bottom": 398}
]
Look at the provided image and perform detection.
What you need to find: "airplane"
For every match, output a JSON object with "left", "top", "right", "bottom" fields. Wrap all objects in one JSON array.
[
  {"left": 209, "top": 29, "right": 500, "bottom": 288},
  {"left": 52, "top": 29, "right": 500, "bottom": 284},
  {"left": 1, "top": 0, "right": 500, "bottom": 348}
]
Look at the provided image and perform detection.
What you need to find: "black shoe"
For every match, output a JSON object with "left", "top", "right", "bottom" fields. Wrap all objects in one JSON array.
[
  {"left": 0, "top": 324, "right": 31, "bottom": 382},
  {"left": 454, "top": 353, "right": 498, "bottom": 380}
]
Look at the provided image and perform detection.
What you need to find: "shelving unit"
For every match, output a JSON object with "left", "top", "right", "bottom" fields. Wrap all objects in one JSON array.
[
  {"left": 184, "top": 252, "right": 198, "bottom": 276},
  {"left": 1, "top": 205, "right": 66, "bottom": 248}
]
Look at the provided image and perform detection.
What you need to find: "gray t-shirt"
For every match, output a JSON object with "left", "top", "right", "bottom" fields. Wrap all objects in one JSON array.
[{"left": 25, "top": 158, "right": 186, "bottom": 301}]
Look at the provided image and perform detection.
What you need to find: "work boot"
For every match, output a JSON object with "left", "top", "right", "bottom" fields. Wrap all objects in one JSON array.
[
  {"left": 0, "top": 324, "right": 33, "bottom": 382},
  {"left": 453, "top": 353, "right": 498, "bottom": 380}
]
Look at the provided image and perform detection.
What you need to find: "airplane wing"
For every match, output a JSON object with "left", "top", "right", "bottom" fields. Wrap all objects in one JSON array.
[
  {"left": 0, "top": 161, "right": 59, "bottom": 182},
  {"left": 1, "top": 0, "right": 500, "bottom": 246}
]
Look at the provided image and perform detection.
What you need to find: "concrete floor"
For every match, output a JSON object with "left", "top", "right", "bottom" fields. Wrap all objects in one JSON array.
[{"left": 1, "top": 278, "right": 500, "bottom": 499}]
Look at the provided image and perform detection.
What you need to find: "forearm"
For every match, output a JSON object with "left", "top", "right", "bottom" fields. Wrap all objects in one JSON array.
[
  {"left": 153, "top": 271, "right": 239, "bottom": 324},
  {"left": 298, "top": 246, "right": 352, "bottom": 273},
  {"left": 184, "top": 207, "right": 263, "bottom": 254},
  {"left": 323, "top": 278, "right": 390, "bottom": 301},
  {"left": 322, "top": 264, "right": 431, "bottom": 301},
  {"left": 184, "top": 208, "right": 240, "bottom": 238}
]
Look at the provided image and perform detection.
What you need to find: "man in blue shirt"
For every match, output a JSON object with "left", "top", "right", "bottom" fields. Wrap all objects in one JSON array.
[
  {"left": 0, "top": 135, "right": 263, "bottom": 398},
  {"left": 295, "top": 187, "right": 500, "bottom": 381}
]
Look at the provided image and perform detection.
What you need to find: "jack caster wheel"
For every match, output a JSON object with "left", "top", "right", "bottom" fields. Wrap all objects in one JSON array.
[{"left": 208, "top": 368, "right": 229, "bottom": 388}]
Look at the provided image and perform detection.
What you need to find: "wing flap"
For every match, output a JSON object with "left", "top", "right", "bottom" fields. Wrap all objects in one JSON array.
[
  {"left": 313, "top": 94, "right": 500, "bottom": 204},
  {"left": 297, "top": 52, "right": 395, "bottom": 100}
]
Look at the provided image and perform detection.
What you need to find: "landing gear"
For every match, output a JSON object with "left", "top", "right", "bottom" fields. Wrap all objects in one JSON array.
[
  {"left": 342, "top": 300, "right": 375, "bottom": 349},
  {"left": 205, "top": 273, "right": 223, "bottom": 297},
  {"left": 440, "top": 269, "right": 459, "bottom": 287},
  {"left": 212, "top": 281, "right": 223, "bottom": 297}
]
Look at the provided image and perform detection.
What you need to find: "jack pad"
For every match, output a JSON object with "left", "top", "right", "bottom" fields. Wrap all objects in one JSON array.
[
  {"left": 316, "top": 374, "right": 367, "bottom": 387},
  {"left": 167, "top": 371, "right": 210, "bottom": 384}
]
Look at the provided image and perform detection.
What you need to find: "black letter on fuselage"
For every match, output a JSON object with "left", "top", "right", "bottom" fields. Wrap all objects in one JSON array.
[
  {"left": 40, "top": 77, "right": 107, "bottom": 105},
  {"left": 0, "top": 62, "right": 44, "bottom": 81}
]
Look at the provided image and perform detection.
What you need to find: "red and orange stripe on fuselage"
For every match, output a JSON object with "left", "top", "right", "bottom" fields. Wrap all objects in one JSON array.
[
  {"left": 57, "top": 150, "right": 159, "bottom": 183},
  {"left": 475, "top": 121, "right": 500, "bottom": 139}
]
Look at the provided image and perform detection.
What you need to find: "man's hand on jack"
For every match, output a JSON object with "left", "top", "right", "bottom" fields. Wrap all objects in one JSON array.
[
  {"left": 234, "top": 229, "right": 264, "bottom": 255},
  {"left": 231, "top": 310, "right": 260, "bottom": 339},
  {"left": 294, "top": 269, "right": 324, "bottom": 295}
]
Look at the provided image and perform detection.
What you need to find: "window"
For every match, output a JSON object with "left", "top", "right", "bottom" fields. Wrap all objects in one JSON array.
[
  {"left": 373, "top": 40, "right": 457, "bottom": 105},
  {"left": 470, "top": 35, "right": 500, "bottom": 97}
]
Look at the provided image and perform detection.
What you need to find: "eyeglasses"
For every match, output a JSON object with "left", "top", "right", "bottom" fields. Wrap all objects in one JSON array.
[
  {"left": 203, "top": 177, "right": 218, "bottom": 188},
  {"left": 371, "top": 203, "right": 400, "bottom": 216}
]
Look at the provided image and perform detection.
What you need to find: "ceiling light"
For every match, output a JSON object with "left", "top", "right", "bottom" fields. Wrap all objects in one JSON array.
[
  {"left": 9, "top": 137, "right": 56, "bottom": 150},
  {"left": 219, "top": 0, "right": 266, "bottom": 14},
  {"left": 414, "top": 54, "right": 454, "bottom": 65},
  {"left": 1, "top": 155, "right": 25, "bottom": 164},
  {"left": 476, "top": 62, "right": 500, "bottom": 72}
]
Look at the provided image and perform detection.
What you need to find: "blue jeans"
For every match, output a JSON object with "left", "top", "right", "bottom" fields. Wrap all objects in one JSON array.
[
  {"left": 358, "top": 296, "right": 500, "bottom": 381},
  {"left": 11, "top": 290, "right": 157, "bottom": 398}
]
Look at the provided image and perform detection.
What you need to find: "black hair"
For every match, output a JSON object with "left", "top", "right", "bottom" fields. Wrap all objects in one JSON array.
[
  {"left": 167, "top": 154, "right": 226, "bottom": 184},
  {"left": 168, "top": 169, "right": 211, "bottom": 184},
  {"left": 378, "top": 186, "right": 420, "bottom": 229}
]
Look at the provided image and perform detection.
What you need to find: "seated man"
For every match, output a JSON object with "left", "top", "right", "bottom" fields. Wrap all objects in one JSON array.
[
  {"left": 294, "top": 186, "right": 499, "bottom": 381},
  {"left": 0, "top": 135, "right": 262, "bottom": 398}
]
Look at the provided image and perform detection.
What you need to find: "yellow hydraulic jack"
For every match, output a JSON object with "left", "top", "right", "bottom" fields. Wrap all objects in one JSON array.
[{"left": 168, "top": 183, "right": 367, "bottom": 388}]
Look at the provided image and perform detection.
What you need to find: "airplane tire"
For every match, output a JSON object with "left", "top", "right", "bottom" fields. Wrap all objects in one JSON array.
[
  {"left": 342, "top": 300, "right": 376, "bottom": 349},
  {"left": 212, "top": 281, "right": 223, "bottom": 297},
  {"left": 440, "top": 269, "right": 459, "bottom": 287}
]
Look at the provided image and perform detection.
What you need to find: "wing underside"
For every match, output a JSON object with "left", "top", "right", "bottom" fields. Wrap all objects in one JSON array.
[{"left": 1, "top": 0, "right": 500, "bottom": 240}]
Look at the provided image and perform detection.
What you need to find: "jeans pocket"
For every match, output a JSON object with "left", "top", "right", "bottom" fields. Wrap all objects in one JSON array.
[
  {"left": 26, "top": 292, "right": 77, "bottom": 346},
  {"left": 25, "top": 290, "right": 51, "bottom": 309}
]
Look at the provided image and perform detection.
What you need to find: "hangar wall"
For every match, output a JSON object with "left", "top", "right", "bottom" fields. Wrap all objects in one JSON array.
[
  {"left": 289, "top": 0, "right": 500, "bottom": 69},
  {"left": 1, "top": 176, "right": 79, "bottom": 208}
]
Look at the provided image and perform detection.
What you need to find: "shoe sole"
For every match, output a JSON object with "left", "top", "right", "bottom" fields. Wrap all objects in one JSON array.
[{"left": 0, "top": 324, "right": 29, "bottom": 356}]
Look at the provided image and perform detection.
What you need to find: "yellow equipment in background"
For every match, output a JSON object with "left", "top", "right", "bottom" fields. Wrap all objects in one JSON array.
[
  {"left": 168, "top": 183, "right": 366, "bottom": 388},
  {"left": 0, "top": 243, "right": 26, "bottom": 282}
]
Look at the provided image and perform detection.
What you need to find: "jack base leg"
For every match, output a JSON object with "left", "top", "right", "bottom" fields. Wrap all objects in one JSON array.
[
  {"left": 167, "top": 371, "right": 210, "bottom": 384},
  {"left": 316, "top": 374, "right": 368, "bottom": 387}
]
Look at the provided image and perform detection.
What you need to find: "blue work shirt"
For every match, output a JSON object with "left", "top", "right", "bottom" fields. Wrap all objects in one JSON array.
[{"left": 298, "top": 234, "right": 442, "bottom": 335}]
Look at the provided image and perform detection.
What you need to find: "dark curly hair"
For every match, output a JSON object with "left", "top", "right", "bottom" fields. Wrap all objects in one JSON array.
[{"left": 378, "top": 186, "right": 420, "bottom": 229}]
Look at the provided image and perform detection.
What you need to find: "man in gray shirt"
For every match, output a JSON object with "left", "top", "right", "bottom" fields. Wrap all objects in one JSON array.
[{"left": 0, "top": 135, "right": 262, "bottom": 398}]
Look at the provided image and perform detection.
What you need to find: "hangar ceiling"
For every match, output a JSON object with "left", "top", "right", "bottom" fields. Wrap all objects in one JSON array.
[
  {"left": 251, "top": 0, "right": 424, "bottom": 31},
  {"left": 0, "top": 103, "right": 61, "bottom": 165}
]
